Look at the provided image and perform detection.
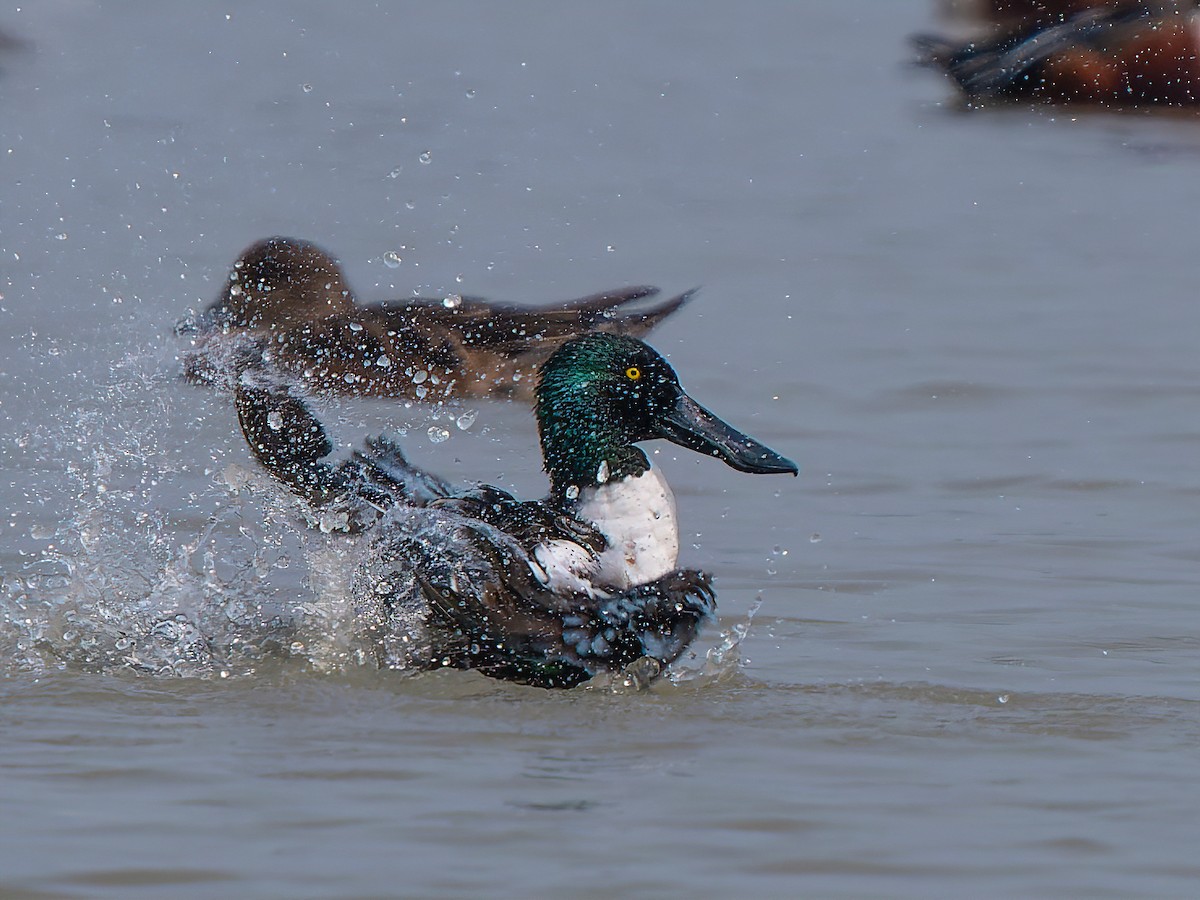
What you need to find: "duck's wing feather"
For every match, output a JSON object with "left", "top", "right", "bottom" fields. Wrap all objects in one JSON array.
[
  {"left": 234, "top": 372, "right": 341, "bottom": 502},
  {"left": 427, "top": 567, "right": 715, "bottom": 688},
  {"left": 234, "top": 369, "right": 451, "bottom": 520},
  {"left": 405, "top": 519, "right": 714, "bottom": 688},
  {"left": 912, "top": 6, "right": 1151, "bottom": 98},
  {"left": 367, "top": 286, "right": 695, "bottom": 352},
  {"left": 352, "top": 435, "right": 454, "bottom": 507},
  {"left": 271, "top": 312, "right": 462, "bottom": 383},
  {"left": 431, "top": 485, "right": 606, "bottom": 555}
]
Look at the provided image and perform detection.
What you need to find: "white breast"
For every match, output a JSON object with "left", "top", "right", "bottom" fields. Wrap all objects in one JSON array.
[
  {"left": 575, "top": 465, "right": 679, "bottom": 591},
  {"left": 530, "top": 465, "right": 679, "bottom": 597},
  {"left": 531, "top": 538, "right": 601, "bottom": 597}
]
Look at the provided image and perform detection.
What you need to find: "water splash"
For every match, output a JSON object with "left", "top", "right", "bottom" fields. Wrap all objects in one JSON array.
[
  {"left": 1, "top": 344, "right": 755, "bottom": 691},
  {"left": 666, "top": 592, "right": 764, "bottom": 685},
  {"left": 0, "top": 347, "right": 367, "bottom": 680}
]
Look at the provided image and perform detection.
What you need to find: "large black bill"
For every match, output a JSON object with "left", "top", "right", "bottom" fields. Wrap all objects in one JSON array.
[{"left": 657, "top": 393, "right": 798, "bottom": 476}]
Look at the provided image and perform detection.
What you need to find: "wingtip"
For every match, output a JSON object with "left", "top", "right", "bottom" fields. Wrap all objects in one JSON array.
[{"left": 644, "top": 285, "right": 700, "bottom": 318}]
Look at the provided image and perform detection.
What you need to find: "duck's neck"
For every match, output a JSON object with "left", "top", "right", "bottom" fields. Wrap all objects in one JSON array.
[
  {"left": 537, "top": 390, "right": 651, "bottom": 500},
  {"left": 544, "top": 440, "right": 651, "bottom": 502}
]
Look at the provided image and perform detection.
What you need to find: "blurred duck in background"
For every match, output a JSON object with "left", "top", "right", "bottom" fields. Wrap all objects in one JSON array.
[
  {"left": 915, "top": 1, "right": 1200, "bottom": 107},
  {"left": 177, "top": 236, "right": 692, "bottom": 403}
]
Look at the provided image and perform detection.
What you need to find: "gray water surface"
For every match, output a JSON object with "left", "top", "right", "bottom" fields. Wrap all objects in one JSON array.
[{"left": 2, "top": 2, "right": 1198, "bottom": 897}]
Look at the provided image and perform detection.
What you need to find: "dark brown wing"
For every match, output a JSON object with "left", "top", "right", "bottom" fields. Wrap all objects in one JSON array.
[
  {"left": 415, "top": 520, "right": 716, "bottom": 689},
  {"left": 365, "top": 285, "right": 694, "bottom": 350},
  {"left": 234, "top": 369, "right": 450, "bottom": 522}
]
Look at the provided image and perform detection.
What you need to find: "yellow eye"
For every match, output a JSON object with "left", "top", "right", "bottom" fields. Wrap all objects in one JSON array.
[{"left": 625, "top": 366, "right": 641, "bottom": 381}]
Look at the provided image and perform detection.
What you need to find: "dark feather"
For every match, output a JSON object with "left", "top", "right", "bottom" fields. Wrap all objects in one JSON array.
[{"left": 181, "top": 237, "right": 692, "bottom": 402}]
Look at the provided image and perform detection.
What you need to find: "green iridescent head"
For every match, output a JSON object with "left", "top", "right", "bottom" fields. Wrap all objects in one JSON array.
[{"left": 535, "top": 333, "right": 797, "bottom": 498}]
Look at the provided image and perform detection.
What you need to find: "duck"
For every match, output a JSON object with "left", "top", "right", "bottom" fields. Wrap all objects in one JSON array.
[
  {"left": 232, "top": 332, "right": 797, "bottom": 688},
  {"left": 178, "top": 236, "right": 692, "bottom": 402},
  {"left": 938, "top": 0, "right": 1128, "bottom": 28},
  {"left": 913, "top": 1, "right": 1200, "bottom": 107}
]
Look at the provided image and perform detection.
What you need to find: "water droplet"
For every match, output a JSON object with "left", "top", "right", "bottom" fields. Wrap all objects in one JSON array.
[
  {"left": 428, "top": 425, "right": 450, "bottom": 444},
  {"left": 456, "top": 410, "right": 477, "bottom": 430},
  {"left": 418, "top": 150, "right": 432, "bottom": 164},
  {"left": 348, "top": 321, "right": 363, "bottom": 332},
  {"left": 465, "top": 89, "right": 476, "bottom": 99},
  {"left": 565, "top": 484, "right": 580, "bottom": 500},
  {"left": 809, "top": 533, "right": 822, "bottom": 543},
  {"left": 405, "top": 200, "right": 415, "bottom": 210},
  {"left": 376, "top": 355, "right": 392, "bottom": 369},
  {"left": 596, "top": 460, "right": 610, "bottom": 484},
  {"left": 382, "top": 251, "right": 402, "bottom": 268},
  {"left": 301, "top": 83, "right": 313, "bottom": 93},
  {"left": 412, "top": 370, "right": 428, "bottom": 384},
  {"left": 387, "top": 166, "right": 403, "bottom": 179},
  {"left": 997, "top": 694, "right": 1010, "bottom": 704},
  {"left": 454, "top": 274, "right": 464, "bottom": 283},
  {"left": 442, "top": 294, "right": 462, "bottom": 309},
  {"left": 318, "top": 510, "right": 349, "bottom": 533},
  {"left": 54, "top": 232, "right": 68, "bottom": 241},
  {"left": 266, "top": 410, "right": 283, "bottom": 431}
]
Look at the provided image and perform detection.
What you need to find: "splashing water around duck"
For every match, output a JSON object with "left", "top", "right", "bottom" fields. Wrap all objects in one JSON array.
[
  {"left": 230, "top": 332, "right": 796, "bottom": 688},
  {"left": 1, "top": 333, "right": 795, "bottom": 690}
]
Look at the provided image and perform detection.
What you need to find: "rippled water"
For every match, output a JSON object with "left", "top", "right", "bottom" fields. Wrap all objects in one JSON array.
[{"left": 2, "top": 2, "right": 1198, "bottom": 897}]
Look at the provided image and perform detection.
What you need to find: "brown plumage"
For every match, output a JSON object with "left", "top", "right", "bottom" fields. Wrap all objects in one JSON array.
[
  {"left": 178, "top": 236, "right": 693, "bottom": 402},
  {"left": 915, "top": 2, "right": 1200, "bottom": 107}
]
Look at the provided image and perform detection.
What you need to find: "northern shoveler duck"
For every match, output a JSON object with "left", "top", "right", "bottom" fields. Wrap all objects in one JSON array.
[
  {"left": 178, "top": 236, "right": 692, "bottom": 402},
  {"left": 914, "top": 1, "right": 1200, "bottom": 106},
  {"left": 233, "top": 332, "right": 797, "bottom": 688}
]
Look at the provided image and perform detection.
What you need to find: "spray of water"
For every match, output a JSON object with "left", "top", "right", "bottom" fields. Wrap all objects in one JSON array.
[{"left": 1, "top": 344, "right": 757, "bottom": 688}]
